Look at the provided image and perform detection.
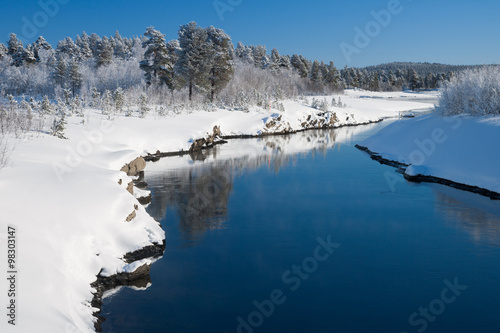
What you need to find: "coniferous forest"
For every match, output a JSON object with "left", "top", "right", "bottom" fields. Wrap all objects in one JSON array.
[{"left": 1, "top": 21, "right": 490, "bottom": 114}]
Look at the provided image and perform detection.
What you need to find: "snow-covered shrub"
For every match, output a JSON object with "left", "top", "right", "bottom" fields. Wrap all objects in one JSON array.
[{"left": 436, "top": 66, "right": 500, "bottom": 116}]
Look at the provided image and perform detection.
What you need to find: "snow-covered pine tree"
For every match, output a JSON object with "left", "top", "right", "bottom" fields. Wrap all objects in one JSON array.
[
  {"left": 96, "top": 36, "right": 113, "bottom": 67},
  {"left": 140, "top": 27, "right": 178, "bottom": 90},
  {"left": 88, "top": 33, "right": 101, "bottom": 57},
  {"left": 205, "top": 26, "right": 234, "bottom": 102},
  {"left": 101, "top": 90, "right": 113, "bottom": 115},
  {"left": 268, "top": 48, "right": 281, "bottom": 74},
  {"left": 41, "top": 95, "right": 53, "bottom": 114},
  {"left": 309, "top": 60, "right": 323, "bottom": 89},
  {"left": 291, "top": 54, "right": 308, "bottom": 78},
  {"left": 409, "top": 69, "right": 420, "bottom": 91},
  {"left": 75, "top": 34, "right": 92, "bottom": 61},
  {"left": 235, "top": 42, "right": 246, "bottom": 58},
  {"left": 369, "top": 72, "right": 380, "bottom": 91},
  {"left": 175, "top": 22, "right": 212, "bottom": 100},
  {"left": 32, "top": 36, "right": 52, "bottom": 62},
  {"left": 23, "top": 45, "right": 37, "bottom": 66},
  {"left": 56, "top": 37, "right": 80, "bottom": 60},
  {"left": 323, "top": 61, "right": 340, "bottom": 91},
  {"left": 252, "top": 45, "right": 267, "bottom": 68},
  {"left": 52, "top": 56, "right": 68, "bottom": 87},
  {"left": 7, "top": 33, "right": 25, "bottom": 67},
  {"left": 113, "top": 86, "right": 125, "bottom": 112},
  {"left": 67, "top": 58, "right": 83, "bottom": 96},
  {"left": 91, "top": 87, "right": 101, "bottom": 108},
  {"left": 63, "top": 88, "right": 72, "bottom": 105},
  {"left": 113, "top": 31, "right": 131, "bottom": 60},
  {"left": 51, "top": 110, "right": 67, "bottom": 139},
  {"left": 0, "top": 43, "right": 7, "bottom": 60},
  {"left": 139, "top": 93, "right": 150, "bottom": 117}
]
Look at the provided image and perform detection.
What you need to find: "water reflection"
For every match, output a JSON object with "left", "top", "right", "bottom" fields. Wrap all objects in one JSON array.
[
  {"left": 432, "top": 184, "right": 500, "bottom": 246},
  {"left": 145, "top": 126, "right": 378, "bottom": 243}
]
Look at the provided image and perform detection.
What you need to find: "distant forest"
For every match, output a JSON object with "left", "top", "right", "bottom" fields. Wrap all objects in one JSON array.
[{"left": 0, "top": 21, "right": 495, "bottom": 111}]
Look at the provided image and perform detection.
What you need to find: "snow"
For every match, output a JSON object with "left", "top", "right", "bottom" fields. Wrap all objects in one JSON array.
[
  {"left": 0, "top": 90, "right": 438, "bottom": 333},
  {"left": 360, "top": 114, "right": 500, "bottom": 194}
]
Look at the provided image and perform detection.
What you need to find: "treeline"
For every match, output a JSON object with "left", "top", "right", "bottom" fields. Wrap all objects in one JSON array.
[{"left": 0, "top": 22, "right": 491, "bottom": 111}]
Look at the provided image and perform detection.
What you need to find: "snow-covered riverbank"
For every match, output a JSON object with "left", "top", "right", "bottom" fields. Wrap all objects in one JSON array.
[
  {"left": 0, "top": 90, "right": 437, "bottom": 332},
  {"left": 358, "top": 114, "right": 500, "bottom": 197}
]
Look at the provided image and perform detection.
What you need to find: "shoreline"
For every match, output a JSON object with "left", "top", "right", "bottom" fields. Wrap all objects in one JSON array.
[
  {"left": 355, "top": 144, "right": 500, "bottom": 200},
  {"left": 1, "top": 90, "right": 439, "bottom": 333},
  {"left": 90, "top": 116, "right": 391, "bottom": 331}
]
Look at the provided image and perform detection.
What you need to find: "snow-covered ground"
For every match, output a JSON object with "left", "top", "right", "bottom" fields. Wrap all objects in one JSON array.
[
  {"left": 360, "top": 114, "right": 500, "bottom": 194},
  {"left": 0, "top": 91, "right": 437, "bottom": 333}
]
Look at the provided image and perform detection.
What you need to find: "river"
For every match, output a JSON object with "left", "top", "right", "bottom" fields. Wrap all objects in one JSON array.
[{"left": 101, "top": 121, "right": 500, "bottom": 333}]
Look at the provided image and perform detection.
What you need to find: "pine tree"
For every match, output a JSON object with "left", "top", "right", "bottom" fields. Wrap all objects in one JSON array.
[
  {"left": 139, "top": 93, "right": 150, "bottom": 117},
  {"left": 0, "top": 43, "right": 7, "bottom": 60},
  {"left": 41, "top": 95, "right": 53, "bottom": 114},
  {"left": 309, "top": 60, "right": 323, "bottom": 88},
  {"left": 88, "top": 33, "right": 101, "bottom": 57},
  {"left": 91, "top": 87, "right": 101, "bottom": 108},
  {"left": 56, "top": 37, "right": 80, "bottom": 59},
  {"left": 369, "top": 72, "right": 380, "bottom": 91},
  {"left": 291, "top": 54, "right": 308, "bottom": 78},
  {"left": 52, "top": 56, "right": 67, "bottom": 87},
  {"left": 67, "top": 58, "right": 83, "bottom": 95},
  {"left": 75, "top": 34, "right": 92, "bottom": 60},
  {"left": 101, "top": 90, "right": 113, "bottom": 115},
  {"left": 268, "top": 48, "right": 281, "bottom": 73},
  {"left": 323, "top": 61, "right": 340, "bottom": 91},
  {"left": 32, "top": 36, "right": 52, "bottom": 62},
  {"left": 63, "top": 88, "right": 72, "bottom": 105},
  {"left": 23, "top": 45, "right": 37, "bottom": 66},
  {"left": 140, "top": 27, "right": 177, "bottom": 90},
  {"left": 113, "top": 86, "right": 125, "bottom": 112},
  {"left": 51, "top": 111, "right": 67, "bottom": 139},
  {"left": 7, "top": 33, "right": 24, "bottom": 67},
  {"left": 175, "top": 22, "right": 212, "bottom": 101},
  {"left": 96, "top": 36, "right": 113, "bottom": 67},
  {"left": 409, "top": 69, "right": 420, "bottom": 91},
  {"left": 251, "top": 45, "right": 267, "bottom": 68},
  {"left": 113, "top": 31, "right": 131, "bottom": 59},
  {"left": 205, "top": 26, "right": 234, "bottom": 102}
]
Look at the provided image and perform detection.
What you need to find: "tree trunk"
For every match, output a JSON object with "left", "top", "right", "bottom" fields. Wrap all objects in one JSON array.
[{"left": 189, "top": 82, "right": 193, "bottom": 101}]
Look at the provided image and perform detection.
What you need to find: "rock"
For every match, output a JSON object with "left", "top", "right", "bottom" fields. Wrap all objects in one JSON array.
[
  {"left": 213, "top": 125, "right": 221, "bottom": 137},
  {"left": 137, "top": 194, "right": 152, "bottom": 205},
  {"left": 120, "top": 157, "right": 147, "bottom": 176},
  {"left": 115, "top": 263, "right": 152, "bottom": 285},
  {"left": 189, "top": 138, "right": 207, "bottom": 152},
  {"left": 126, "top": 181, "right": 134, "bottom": 195},
  {"left": 125, "top": 210, "right": 136, "bottom": 222}
]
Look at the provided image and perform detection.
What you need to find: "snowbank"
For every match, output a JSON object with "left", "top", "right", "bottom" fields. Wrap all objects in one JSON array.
[
  {"left": 0, "top": 91, "right": 437, "bottom": 333},
  {"left": 359, "top": 114, "right": 500, "bottom": 196}
]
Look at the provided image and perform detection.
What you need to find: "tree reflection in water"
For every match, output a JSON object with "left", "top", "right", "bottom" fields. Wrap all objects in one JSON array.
[{"left": 144, "top": 128, "right": 350, "bottom": 243}]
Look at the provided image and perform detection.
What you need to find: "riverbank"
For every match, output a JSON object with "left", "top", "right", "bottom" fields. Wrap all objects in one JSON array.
[
  {"left": 0, "top": 90, "right": 437, "bottom": 332},
  {"left": 357, "top": 114, "right": 500, "bottom": 199}
]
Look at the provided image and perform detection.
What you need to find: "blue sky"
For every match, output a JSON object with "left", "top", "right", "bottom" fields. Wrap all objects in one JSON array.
[{"left": 1, "top": 0, "right": 499, "bottom": 68}]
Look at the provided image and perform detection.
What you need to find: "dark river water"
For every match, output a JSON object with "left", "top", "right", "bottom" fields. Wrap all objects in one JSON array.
[{"left": 102, "top": 121, "right": 500, "bottom": 333}]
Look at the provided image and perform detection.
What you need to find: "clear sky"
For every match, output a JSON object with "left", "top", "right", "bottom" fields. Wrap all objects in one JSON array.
[{"left": 1, "top": 0, "right": 499, "bottom": 68}]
